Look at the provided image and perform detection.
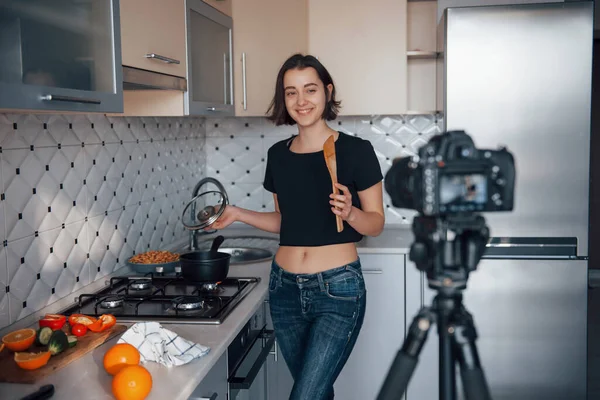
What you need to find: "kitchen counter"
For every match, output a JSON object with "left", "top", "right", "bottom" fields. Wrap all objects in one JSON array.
[
  {"left": 0, "top": 261, "right": 272, "bottom": 400},
  {"left": 0, "top": 226, "right": 414, "bottom": 400}
]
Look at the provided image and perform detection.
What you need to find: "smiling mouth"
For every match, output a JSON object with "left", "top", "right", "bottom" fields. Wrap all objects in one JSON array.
[{"left": 297, "top": 108, "right": 313, "bottom": 115}]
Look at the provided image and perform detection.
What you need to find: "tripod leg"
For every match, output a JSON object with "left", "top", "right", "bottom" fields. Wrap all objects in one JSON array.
[
  {"left": 452, "top": 303, "right": 492, "bottom": 400},
  {"left": 376, "top": 308, "right": 435, "bottom": 400},
  {"left": 438, "top": 304, "right": 457, "bottom": 400}
]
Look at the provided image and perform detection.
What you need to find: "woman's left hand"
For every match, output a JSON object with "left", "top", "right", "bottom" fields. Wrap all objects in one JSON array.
[{"left": 330, "top": 183, "right": 354, "bottom": 221}]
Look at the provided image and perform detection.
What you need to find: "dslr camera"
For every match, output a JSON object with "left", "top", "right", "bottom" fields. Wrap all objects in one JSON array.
[{"left": 384, "top": 130, "right": 515, "bottom": 216}]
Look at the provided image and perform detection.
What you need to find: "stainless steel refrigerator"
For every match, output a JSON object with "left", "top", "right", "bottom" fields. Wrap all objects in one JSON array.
[{"left": 406, "top": 2, "right": 593, "bottom": 399}]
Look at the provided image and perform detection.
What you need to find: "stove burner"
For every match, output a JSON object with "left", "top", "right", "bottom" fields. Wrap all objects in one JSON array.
[
  {"left": 100, "top": 295, "right": 124, "bottom": 309},
  {"left": 130, "top": 280, "right": 151, "bottom": 291},
  {"left": 198, "top": 282, "right": 222, "bottom": 292},
  {"left": 172, "top": 296, "right": 205, "bottom": 311}
]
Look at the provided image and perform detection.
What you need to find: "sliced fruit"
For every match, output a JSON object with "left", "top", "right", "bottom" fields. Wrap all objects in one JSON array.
[
  {"left": 70, "top": 323, "right": 87, "bottom": 337},
  {"left": 48, "top": 330, "right": 68, "bottom": 356},
  {"left": 38, "top": 314, "right": 66, "bottom": 330},
  {"left": 0, "top": 343, "right": 4, "bottom": 353},
  {"left": 14, "top": 351, "right": 51, "bottom": 370},
  {"left": 67, "top": 335, "right": 78, "bottom": 348},
  {"left": 68, "top": 314, "right": 97, "bottom": 327},
  {"left": 112, "top": 365, "right": 152, "bottom": 400},
  {"left": 103, "top": 343, "right": 141, "bottom": 375},
  {"left": 88, "top": 314, "right": 117, "bottom": 333},
  {"left": 36, "top": 327, "right": 53, "bottom": 346},
  {"left": 2, "top": 328, "right": 36, "bottom": 352}
]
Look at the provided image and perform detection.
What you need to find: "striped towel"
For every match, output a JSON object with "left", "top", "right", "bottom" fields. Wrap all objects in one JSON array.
[{"left": 117, "top": 322, "right": 210, "bottom": 367}]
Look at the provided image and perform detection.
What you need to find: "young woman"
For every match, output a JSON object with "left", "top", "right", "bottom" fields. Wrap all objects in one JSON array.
[{"left": 210, "top": 54, "right": 385, "bottom": 400}]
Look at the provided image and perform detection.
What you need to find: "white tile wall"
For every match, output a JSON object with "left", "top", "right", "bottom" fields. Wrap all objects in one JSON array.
[
  {"left": 205, "top": 114, "right": 443, "bottom": 225},
  {"left": 0, "top": 114, "right": 206, "bottom": 329}
]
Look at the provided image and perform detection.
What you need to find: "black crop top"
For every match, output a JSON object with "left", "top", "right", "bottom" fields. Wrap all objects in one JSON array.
[{"left": 263, "top": 132, "right": 383, "bottom": 246}]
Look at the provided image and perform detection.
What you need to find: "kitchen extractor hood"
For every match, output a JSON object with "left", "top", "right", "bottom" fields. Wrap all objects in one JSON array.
[{"left": 122, "top": 66, "right": 187, "bottom": 91}]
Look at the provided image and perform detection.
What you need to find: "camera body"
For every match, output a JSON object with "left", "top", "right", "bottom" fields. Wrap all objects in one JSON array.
[{"left": 384, "top": 130, "right": 515, "bottom": 217}]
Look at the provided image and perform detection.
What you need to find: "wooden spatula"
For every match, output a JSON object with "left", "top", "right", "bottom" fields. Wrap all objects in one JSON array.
[{"left": 324, "top": 135, "right": 344, "bottom": 233}]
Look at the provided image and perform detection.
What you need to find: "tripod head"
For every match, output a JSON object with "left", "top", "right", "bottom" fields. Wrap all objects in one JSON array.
[{"left": 408, "top": 213, "right": 490, "bottom": 294}]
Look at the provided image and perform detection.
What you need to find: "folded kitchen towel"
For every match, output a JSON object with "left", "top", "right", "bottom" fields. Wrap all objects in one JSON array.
[{"left": 117, "top": 321, "right": 210, "bottom": 367}]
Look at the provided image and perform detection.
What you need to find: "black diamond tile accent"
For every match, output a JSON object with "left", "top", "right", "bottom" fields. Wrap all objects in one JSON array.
[
  {"left": 22, "top": 301, "right": 26, "bottom": 308},
  {"left": 74, "top": 238, "right": 78, "bottom": 245},
  {"left": 48, "top": 206, "right": 51, "bottom": 213},
  {"left": 96, "top": 231, "right": 99, "bottom": 237},
  {"left": 16, "top": 168, "right": 19, "bottom": 175},
  {"left": 72, "top": 200, "right": 76, "bottom": 206},
  {"left": 13, "top": 123, "right": 17, "bottom": 129},
  {"left": 1, "top": 194, "right": 4, "bottom": 201},
  {"left": 30, "top": 145, "right": 34, "bottom": 151},
  {"left": 45, "top": 165, "right": 49, "bottom": 171},
  {"left": 97, "top": 266, "right": 100, "bottom": 272},
  {"left": 62, "top": 223, "right": 65, "bottom": 229},
  {"left": 106, "top": 245, "right": 109, "bottom": 250},
  {"left": 5, "top": 286, "right": 9, "bottom": 293},
  {"left": 20, "top": 257, "right": 24, "bottom": 264},
  {"left": 87, "top": 253, "right": 90, "bottom": 259},
  {"left": 64, "top": 262, "right": 67, "bottom": 269},
  {"left": 91, "top": 123, "right": 94, "bottom": 129},
  {"left": 94, "top": 195, "right": 97, "bottom": 201},
  {"left": 35, "top": 231, "right": 39, "bottom": 237},
  {"left": 71, "top": 162, "right": 74, "bottom": 168},
  {"left": 51, "top": 288, "right": 55, "bottom": 294},
  {"left": 18, "top": 213, "right": 22, "bottom": 220},
  {"left": 37, "top": 273, "right": 40, "bottom": 280},
  {"left": 49, "top": 247, "right": 53, "bottom": 253},
  {"left": 58, "top": 144, "right": 61, "bottom": 149},
  {"left": 104, "top": 211, "right": 108, "bottom": 216},
  {"left": 76, "top": 276, "right": 79, "bottom": 282}
]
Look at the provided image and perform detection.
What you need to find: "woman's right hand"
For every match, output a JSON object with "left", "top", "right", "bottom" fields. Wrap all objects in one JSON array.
[{"left": 207, "top": 205, "right": 241, "bottom": 230}]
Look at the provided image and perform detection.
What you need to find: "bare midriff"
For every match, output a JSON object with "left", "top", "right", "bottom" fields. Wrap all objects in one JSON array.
[{"left": 274, "top": 242, "right": 359, "bottom": 274}]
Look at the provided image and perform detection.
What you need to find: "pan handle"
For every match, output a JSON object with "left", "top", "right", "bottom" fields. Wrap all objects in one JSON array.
[{"left": 210, "top": 235, "right": 225, "bottom": 253}]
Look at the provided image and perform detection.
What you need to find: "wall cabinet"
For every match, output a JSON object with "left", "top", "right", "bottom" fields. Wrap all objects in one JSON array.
[
  {"left": 120, "top": 0, "right": 187, "bottom": 78},
  {"left": 0, "top": 0, "right": 123, "bottom": 113},
  {"left": 308, "top": 0, "right": 408, "bottom": 116},
  {"left": 231, "top": 0, "right": 307, "bottom": 117},
  {"left": 334, "top": 254, "right": 407, "bottom": 400},
  {"left": 407, "top": 0, "right": 440, "bottom": 114}
]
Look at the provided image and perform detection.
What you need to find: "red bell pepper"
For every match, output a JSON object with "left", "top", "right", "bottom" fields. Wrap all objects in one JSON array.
[
  {"left": 87, "top": 314, "right": 117, "bottom": 333},
  {"left": 39, "top": 314, "right": 66, "bottom": 330},
  {"left": 68, "top": 314, "right": 97, "bottom": 327}
]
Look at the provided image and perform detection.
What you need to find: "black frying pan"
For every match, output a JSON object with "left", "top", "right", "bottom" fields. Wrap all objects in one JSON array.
[{"left": 179, "top": 235, "right": 230, "bottom": 282}]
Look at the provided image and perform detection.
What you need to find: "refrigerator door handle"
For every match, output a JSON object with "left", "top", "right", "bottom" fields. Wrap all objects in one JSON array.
[{"left": 483, "top": 237, "right": 580, "bottom": 259}]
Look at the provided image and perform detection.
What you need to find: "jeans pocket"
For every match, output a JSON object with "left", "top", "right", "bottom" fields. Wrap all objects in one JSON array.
[
  {"left": 268, "top": 270, "right": 280, "bottom": 294},
  {"left": 325, "top": 275, "right": 361, "bottom": 301}
]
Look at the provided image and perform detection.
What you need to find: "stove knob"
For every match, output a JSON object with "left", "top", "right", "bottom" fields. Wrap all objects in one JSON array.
[
  {"left": 155, "top": 266, "right": 164, "bottom": 274},
  {"left": 175, "top": 266, "right": 182, "bottom": 274}
]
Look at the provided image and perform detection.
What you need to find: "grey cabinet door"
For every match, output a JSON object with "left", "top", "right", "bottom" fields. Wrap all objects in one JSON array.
[
  {"left": 188, "top": 352, "right": 228, "bottom": 400},
  {"left": 0, "top": 0, "right": 123, "bottom": 113},
  {"left": 333, "top": 254, "right": 406, "bottom": 400}
]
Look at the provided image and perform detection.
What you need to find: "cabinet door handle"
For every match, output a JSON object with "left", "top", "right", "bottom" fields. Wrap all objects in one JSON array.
[
  {"left": 223, "top": 53, "right": 227, "bottom": 104},
  {"left": 206, "top": 107, "right": 228, "bottom": 112},
  {"left": 145, "top": 53, "right": 180, "bottom": 64},
  {"left": 269, "top": 338, "right": 278, "bottom": 362},
  {"left": 41, "top": 94, "right": 101, "bottom": 105},
  {"left": 362, "top": 269, "right": 383, "bottom": 274},
  {"left": 241, "top": 52, "right": 247, "bottom": 110},
  {"left": 199, "top": 394, "right": 218, "bottom": 400}
]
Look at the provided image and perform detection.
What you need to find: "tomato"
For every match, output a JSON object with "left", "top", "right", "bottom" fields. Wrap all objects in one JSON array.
[
  {"left": 88, "top": 314, "right": 117, "bottom": 333},
  {"left": 38, "top": 314, "right": 66, "bottom": 330},
  {"left": 71, "top": 323, "right": 88, "bottom": 337},
  {"left": 68, "top": 314, "right": 97, "bottom": 327}
]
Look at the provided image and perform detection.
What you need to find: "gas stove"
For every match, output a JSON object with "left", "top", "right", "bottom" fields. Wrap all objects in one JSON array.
[{"left": 61, "top": 274, "right": 260, "bottom": 325}]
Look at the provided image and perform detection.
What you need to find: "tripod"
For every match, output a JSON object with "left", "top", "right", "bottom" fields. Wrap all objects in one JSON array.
[{"left": 376, "top": 214, "right": 493, "bottom": 400}]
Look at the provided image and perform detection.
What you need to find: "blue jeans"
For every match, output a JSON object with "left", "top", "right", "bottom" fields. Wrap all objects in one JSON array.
[{"left": 268, "top": 258, "right": 367, "bottom": 400}]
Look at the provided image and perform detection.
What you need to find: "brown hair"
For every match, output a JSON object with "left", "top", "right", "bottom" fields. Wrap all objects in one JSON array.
[{"left": 266, "top": 54, "right": 341, "bottom": 126}]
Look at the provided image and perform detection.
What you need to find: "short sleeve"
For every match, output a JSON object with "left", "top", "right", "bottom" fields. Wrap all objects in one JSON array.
[
  {"left": 263, "top": 150, "right": 276, "bottom": 193},
  {"left": 354, "top": 140, "right": 383, "bottom": 191}
]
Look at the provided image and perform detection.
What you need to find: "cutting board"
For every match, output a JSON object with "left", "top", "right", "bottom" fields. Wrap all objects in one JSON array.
[{"left": 0, "top": 324, "right": 127, "bottom": 384}]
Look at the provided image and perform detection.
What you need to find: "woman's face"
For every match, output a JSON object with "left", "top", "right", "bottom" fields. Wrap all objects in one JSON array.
[{"left": 283, "top": 67, "right": 332, "bottom": 127}]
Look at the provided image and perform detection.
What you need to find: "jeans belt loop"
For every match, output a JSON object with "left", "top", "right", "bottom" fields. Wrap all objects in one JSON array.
[{"left": 317, "top": 273, "right": 326, "bottom": 292}]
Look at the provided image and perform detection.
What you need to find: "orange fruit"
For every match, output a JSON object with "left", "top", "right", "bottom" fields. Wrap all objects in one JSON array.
[
  {"left": 112, "top": 365, "right": 153, "bottom": 400},
  {"left": 0, "top": 343, "right": 4, "bottom": 352},
  {"left": 103, "top": 343, "right": 141, "bottom": 375},
  {"left": 14, "top": 351, "right": 51, "bottom": 370},
  {"left": 2, "top": 328, "right": 36, "bottom": 351}
]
